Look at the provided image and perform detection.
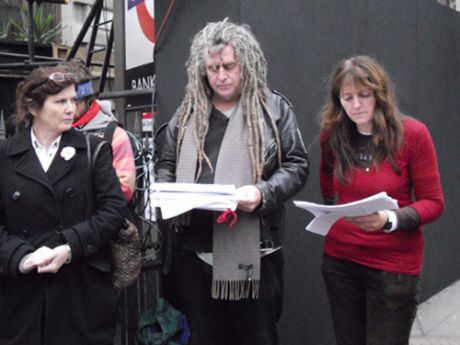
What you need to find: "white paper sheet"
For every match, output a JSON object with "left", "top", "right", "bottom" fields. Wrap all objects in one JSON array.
[
  {"left": 293, "top": 192, "right": 399, "bottom": 236},
  {"left": 150, "top": 183, "right": 239, "bottom": 219}
]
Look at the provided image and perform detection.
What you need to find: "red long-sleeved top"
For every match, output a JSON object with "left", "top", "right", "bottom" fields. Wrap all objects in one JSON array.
[{"left": 320, "top": 117, "right": 444, "bottom": 275}]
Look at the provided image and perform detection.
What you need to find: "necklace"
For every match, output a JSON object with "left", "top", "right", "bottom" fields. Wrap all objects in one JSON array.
[{"left": 353, "top": 136, "right": 373, "bottom": 171}]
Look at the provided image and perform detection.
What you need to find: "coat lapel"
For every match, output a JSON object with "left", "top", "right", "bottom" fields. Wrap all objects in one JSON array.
[
  {"left": 15, "top": 149, "right": 51, "bottom": 189},
  {"left": 46, "top": 130, "right": 86, "bottom": 186},
  {"left": 8, "top": 128, "right": 87, "bottom": 189},
  {"left": 8, "top": 127, "right": 51, "bottom": 190}
]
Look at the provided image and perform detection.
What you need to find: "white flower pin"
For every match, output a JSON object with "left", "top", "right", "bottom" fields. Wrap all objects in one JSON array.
[{"left": 61, "top": 146, "right": 76, "bottom": 161}]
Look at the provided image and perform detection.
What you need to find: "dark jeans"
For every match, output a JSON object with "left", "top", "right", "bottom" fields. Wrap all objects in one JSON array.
[
  {"left": 321, "top": 254, "right": 420, "bottom": 345},
  {"left": 163, "top": 248, "right": 284, "bottom": 345}
]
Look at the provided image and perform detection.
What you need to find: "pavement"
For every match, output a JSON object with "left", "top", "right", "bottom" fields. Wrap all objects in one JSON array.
[{"left": 410, "top": 279, "right": 460, "bottom": 345}]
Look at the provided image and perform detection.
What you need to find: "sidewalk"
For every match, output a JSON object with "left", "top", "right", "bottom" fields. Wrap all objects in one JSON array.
[
  {"left": 409, "top": 279, "right": 460, "bottom": 345},
  {"left": 410, "top": 338, "right": 460, "bottom": 345}
]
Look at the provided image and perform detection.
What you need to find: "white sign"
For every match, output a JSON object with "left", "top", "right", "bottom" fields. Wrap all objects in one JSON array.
[
  {"left": 141, "top": 112, "right": 153, "bottom": 132},
  {"left": 124, "top": 0, "right": 155, "bottom": 70}
]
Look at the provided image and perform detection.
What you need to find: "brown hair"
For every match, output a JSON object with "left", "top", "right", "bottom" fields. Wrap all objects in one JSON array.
[
  {"left": 59, "top": 60, "right": 99, "bottom": 103},
  {"left": 319, "top": 55, "right": 403, "bottom": 183},
  {"left": 15, "top": 65, "right": 77, "bottom": 127}
]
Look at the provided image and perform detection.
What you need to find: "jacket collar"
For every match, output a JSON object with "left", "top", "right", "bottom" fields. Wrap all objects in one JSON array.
[
  {"left": 72, "top": 100, "right": 100, "bottom": 128},
  {"left": 7, "top": 127, "right": 86, "bottom": 156},
  {"left": 7, "top": 127, "right": 87, "bottom": 188}
]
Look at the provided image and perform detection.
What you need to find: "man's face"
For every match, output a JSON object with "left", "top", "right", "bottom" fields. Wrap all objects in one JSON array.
[
  {"left": 204, "top": 45, "right": 242, "bottom": 104},
  {"left": 74, "top": 99, "right": 88, "bottom": 119}
]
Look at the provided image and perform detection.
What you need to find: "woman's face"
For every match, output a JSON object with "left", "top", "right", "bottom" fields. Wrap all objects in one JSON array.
[
  {"left": 30, "top": 85, "right": 76, "bottom": 135},
  {"left": 339, "top": 82, "right": 376, "bottom": 133}
]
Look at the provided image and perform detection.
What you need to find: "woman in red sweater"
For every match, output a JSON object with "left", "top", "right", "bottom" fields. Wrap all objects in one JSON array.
[{"left": 319, "top": 55, "right": 444, "bottom": 345}]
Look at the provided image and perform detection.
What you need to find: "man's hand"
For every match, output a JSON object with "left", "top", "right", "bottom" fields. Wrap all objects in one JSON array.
[{"left": 236, "top": 185, "right": 262, "bottom": 212}]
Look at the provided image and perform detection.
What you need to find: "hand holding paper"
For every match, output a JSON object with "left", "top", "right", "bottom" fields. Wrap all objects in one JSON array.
[
  {"left": 235, "top": 185, "right": 262, "bottom": 212},
  {"left": 293, "top": 192, "right": 399, "bottom": 236},
  {"left": 344, "top": 211, "right": 390, "bottom": 232}
]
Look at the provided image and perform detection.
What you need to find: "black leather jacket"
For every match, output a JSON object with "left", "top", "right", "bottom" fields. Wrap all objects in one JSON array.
[{"left": 156, "top": 90, "right": 309, "bottom": 248}]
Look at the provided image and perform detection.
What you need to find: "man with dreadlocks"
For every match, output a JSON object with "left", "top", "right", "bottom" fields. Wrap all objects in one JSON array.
[{"left": 156, "top": 19, "right": 309, "bottom": 345}]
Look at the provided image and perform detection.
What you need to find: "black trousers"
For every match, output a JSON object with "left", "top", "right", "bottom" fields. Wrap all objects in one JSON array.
[
  {"left": 321, "top": 254, "right": 420, "bottom": 345},
  {"left": 163, "top": 248, "right": 284, "bottom": 345}
]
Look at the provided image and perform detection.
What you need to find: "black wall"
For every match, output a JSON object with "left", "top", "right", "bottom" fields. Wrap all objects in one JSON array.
[
  {"left": 0, "top": 41, "right": 54, "bottom": 136},
  {"left": 154, "top": 1, "right": 460, "bottom": 344}
]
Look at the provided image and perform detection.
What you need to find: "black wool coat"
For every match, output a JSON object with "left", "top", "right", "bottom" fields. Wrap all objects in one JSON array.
[{"left": 0, "top": 127, "right": 126, "bottom": 345}]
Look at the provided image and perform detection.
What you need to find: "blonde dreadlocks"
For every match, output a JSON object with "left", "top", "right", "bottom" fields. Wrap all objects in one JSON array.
[{"left": 176, "top": 18, "right": 282, "bottom": 182}]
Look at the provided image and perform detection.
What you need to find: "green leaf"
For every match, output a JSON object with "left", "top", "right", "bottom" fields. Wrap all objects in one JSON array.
[{"left": 2, "top": 3, "right": 63, "bottom": 44}]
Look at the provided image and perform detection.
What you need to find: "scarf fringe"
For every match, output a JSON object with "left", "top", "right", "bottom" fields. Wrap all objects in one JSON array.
[{"left": 211, "top": 279, "right": 260, "bottom": 300}]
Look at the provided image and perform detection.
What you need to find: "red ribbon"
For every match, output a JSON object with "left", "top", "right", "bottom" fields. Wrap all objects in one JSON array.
[
  {"left": 217, "top": 209, "right": 238, "bottom": 229},
  {"left": 72, "top": 100, "right": 100, "bottom": 128}
]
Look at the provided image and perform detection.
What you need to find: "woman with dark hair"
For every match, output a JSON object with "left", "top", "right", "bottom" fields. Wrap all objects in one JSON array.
[
  {"left": 319, "top": 55, "right": 444, "bottom": 345},
  {"left": 0, "top": 65, "right": 126, "bottom": 345}
]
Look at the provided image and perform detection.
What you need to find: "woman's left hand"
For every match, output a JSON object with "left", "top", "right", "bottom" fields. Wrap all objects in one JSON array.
[
  {"left": 36, "top": 245, "right": 71, "bottom": 273},
  {"left": 23, "top": 245, "right": 71, "bottom": 274},
  {"left": 345, "top": 211, "right": 389, "bottom": 232}
]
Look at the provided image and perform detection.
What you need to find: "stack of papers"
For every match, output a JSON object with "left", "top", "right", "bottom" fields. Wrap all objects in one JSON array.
[
  {"left": 151, "top": 183, "right": 239, "bottom": 219},
  {"left": 293, "top": 192, "right": 399, "bottom": 236}
]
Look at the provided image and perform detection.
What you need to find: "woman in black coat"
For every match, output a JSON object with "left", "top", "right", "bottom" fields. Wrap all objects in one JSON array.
[{"left": 0, "top": 66, "right": 126, "bottom": 345}]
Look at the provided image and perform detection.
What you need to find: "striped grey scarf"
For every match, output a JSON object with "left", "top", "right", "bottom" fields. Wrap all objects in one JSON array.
[{"left": 176, "top": 101, "right": 260, "bottom": 300}]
